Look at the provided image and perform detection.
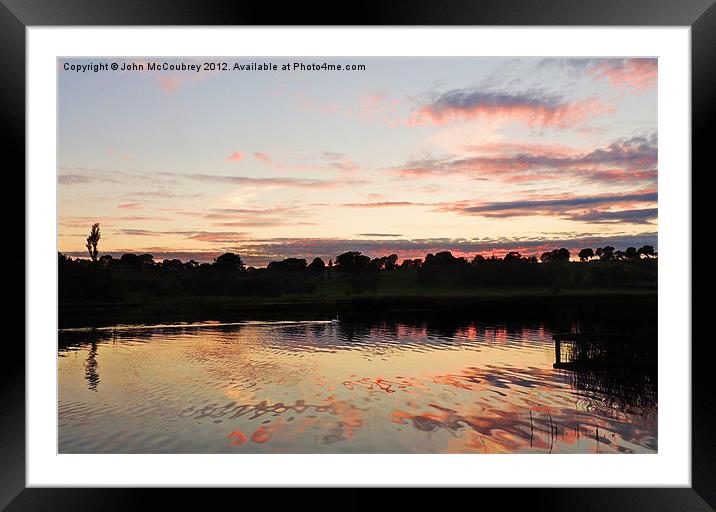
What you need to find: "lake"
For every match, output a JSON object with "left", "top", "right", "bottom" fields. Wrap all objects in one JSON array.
[{"left": 58, "top": 312, "right": 657, "bottom": 453}]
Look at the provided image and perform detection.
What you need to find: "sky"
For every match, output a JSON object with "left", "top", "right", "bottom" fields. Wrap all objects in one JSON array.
[{"left": 58, "top": 57, "right": 657, "bottom": 266}]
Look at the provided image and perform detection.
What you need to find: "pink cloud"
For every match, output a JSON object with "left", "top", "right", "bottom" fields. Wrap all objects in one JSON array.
[
  {"left": 225, "top": 151, "right": 245, "bottom": 162},
  {"left": 319, "top": 152, "right": 359, "bottom": 173},
  {"left": 336, "top": 201, "right": 427, "bottom": 208},
  {"left": 358, "top": 92, "right": 401, "bottom": 123},
  {"left": 294, "top": 93, "right": 341, "bottom": 114},
  {"left": 119, "top": 59, "right": 220, "bottom": 94},
  {"left": 587, "top": 58, "right": 657, "bottom": 91},
  {"left": 393, "top": 133, "right": 657, "bottom": 186},
  {"left": 253, "top": 152, "right": 284, "bottom": 169},
  {"left": 117, "top": 202, "right": 142, "bottom": 210},
  {"left": 157, "top": 76, "right": 183, "bottom": 93}
]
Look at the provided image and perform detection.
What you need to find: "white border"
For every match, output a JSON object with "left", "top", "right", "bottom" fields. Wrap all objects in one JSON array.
[{"left": 27, "top": 27, "right": 691, "bottom": 487}]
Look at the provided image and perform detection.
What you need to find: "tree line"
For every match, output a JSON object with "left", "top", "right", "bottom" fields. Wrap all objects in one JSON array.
[{"left": 58, "top": 223, "right": 657, "bottom": 303}]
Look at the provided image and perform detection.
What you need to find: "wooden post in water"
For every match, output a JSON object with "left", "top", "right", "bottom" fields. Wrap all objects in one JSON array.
[{"left": 555, "top": 339, "right": 561, "bottom": 366}]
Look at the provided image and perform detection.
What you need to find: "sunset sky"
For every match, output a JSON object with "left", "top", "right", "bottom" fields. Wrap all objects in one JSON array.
[{"left": 58, "top": 57, "right": 657, "bottom": 266}]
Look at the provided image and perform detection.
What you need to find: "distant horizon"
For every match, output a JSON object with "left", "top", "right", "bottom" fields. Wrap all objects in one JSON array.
[{"left": 59, "top": 57, "right": 657, "bottom": 266}]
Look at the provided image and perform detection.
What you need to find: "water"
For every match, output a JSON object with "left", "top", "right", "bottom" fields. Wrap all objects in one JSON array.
[{"left": 58, "top": 316, "right": 657, "bottom": 453}]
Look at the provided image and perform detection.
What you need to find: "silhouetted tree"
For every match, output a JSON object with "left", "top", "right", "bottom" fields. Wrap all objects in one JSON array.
[
  {"left": 98, "top": 254, "right": 114, "bottom": 267},
  {"left": 578, "top": 248, "right": 594, "bottom": 262},
  {"left": 625, "top": 247, "right": 639, "bottom": 260},
  {"left": 138, "top": 254, "right": 155, "bottom": 267},
  {"left": 162, "top": 259, "right": 183, "bottom": 270},
  {"left": 120, "top": 253, "right": 141, "bottom": 268},
  {"left": 599, "top": 246, "right": 615, "bottom": 261},
  {"left": 423, "top": 251, "right": 469, "bottom": 268},
  {"left": 370, "top": 258, "right": 384, "bottom": 270},
  {"left": 307, "top": 257, "right": 326, "bottom": 273},
  {"left": 384, "top": 254, "right": 398, "bottom": 271},
  {"left": 214, "top": 252, "right": 244, "bottom": 271},
  {"left": 336, "top": 251, "right": 371, "bottom": 272},
  {"left": 400, "top": 258, "right": 422, "bottom": 270},
  {"left": 335, "top": 251, "right": 377, "bottom": 293},
  {"left": 637, "top": 245, "right": 656, "bottom": 259},
  {"left": 504, "top": 251, "right": 523, "bottom": 262},
  {"left": 540, "top": 248, "right": 570, "bottom": 263},
  {"left": 267, "top": 258, "right": 307, "bottom": 272},
  {"left": 86, "top": 223, "right": 101, "bottom": 262}
]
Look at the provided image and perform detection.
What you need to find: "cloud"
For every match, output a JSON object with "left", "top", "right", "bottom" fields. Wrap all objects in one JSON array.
[
  {"left": 228, "top": 233, "right": 658, "bottom": 264},
  {"left": 335, "top": 201, "right": 426, "bottom": 208},
  {"left": 115, "top": 228, "right": 155, "bottom": 236},
  {"left": 58, "top": 214, "right": 170, "bottom": 229},
  {"left": 357, "top": 233, "right": 403, "bottom": 237},
  {"left": 124, "top": 190, "right": 206, "bottom": 200},
  {"left": 253, "top": 152, "right": 284, "bottom": 169},
  {"left": 117, "top": 59, "right": 219, "bottom": 94},
  {"left": 540, "top": 58, "right": 658, "bottom": 92},
  {"left": 565, "top": 208, "right": 657, "bottom": 224},
  {"left": 58, "top": 174, "right": 95, "bottom": 185},
  {"left": 177, "top": 231, "right": 248, "bottom": 243},
  {"left": 117, "top": 203, "right": 142, "bottom": 210},
  {"left": 587, "top": 58, "right": 657, "bottom": 91},
  {"left": 357, "top": 91, "right": 401, "bottom": 124},
  {"left": 407, "top": 89, "right": 611, "bottom": 128},
  {"left": 114, "top": 229, "right": 248, "bottom": 243},
  {"left": 319, "top": 151, "right": 359, "bottom": 173},
  {"left": 58, "top": 167, "right": 152, "bottom": 186},
  {"left": 201, "top": 206, "right": 307, "bottom": 220},
  {"left": 393, "top": 133, "right": 657, "bottom": 186},
  {"left": 225, "top": 151, "right": 245, "bottom": 162},
  {"left": 182, "top": 173, "right": 340, "bottom": 189},
  {"left": 459, "top": 192, "right": 657, "bottom": 216},
  {"left": 214, "top": 220, "right": 317, "bottom": 228},
  {"left": 58, "top": 166, "right": 357, "bottom": 191},
  {"left": 434, "top": 191, "right": 658, "bottom": 226}
]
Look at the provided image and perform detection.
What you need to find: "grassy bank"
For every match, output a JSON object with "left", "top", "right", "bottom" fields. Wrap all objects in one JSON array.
[{"left": 59, "top": 284, "right": 656, "bottom": 328}]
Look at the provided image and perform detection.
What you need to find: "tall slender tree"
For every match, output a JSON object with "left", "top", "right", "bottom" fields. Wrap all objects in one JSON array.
[{"left": 86, "top": 223, "right": 101, "bottom": 263}]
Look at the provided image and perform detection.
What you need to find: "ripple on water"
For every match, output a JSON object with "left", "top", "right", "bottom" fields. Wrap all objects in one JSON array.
[{"left": 58, "top": 319, "right": 657, "bottom": 454}]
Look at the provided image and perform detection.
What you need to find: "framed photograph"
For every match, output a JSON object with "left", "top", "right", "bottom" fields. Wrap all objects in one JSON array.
[{"left": 6, "top": 0, "right": 714, "bottom": 508}]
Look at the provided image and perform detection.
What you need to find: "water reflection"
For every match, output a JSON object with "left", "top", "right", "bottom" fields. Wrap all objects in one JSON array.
[
  {"left": 58, "top": 314, "right": 657, "bottom": 453},
  {"left": 84, "top": 342, "right": 99, "bottom": 392},
  {"left": 554, "top": 335, "right": 657, "bottom": 414}
]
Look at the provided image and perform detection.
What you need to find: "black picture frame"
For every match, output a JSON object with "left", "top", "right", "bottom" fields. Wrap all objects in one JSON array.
[{"left": 4, "top": 0, "right": 713, "bottom": 509}]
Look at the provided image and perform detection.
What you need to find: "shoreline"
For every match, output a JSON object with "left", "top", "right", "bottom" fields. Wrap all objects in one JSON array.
[{"left": 59, "top": 287, "right": 657, "bottom": 329}]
